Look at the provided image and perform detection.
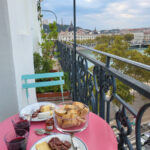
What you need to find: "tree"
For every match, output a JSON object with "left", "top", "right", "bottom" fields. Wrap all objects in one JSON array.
[
  {"left": 123, "top": 34, "right": 134, "bottom": 42},
  {"left": 94, "top": 34, "right": 150, "bottom": 104},
  {"left": 144, "top": 45, "right": 150, "bottom": 56},
  {"left": 126, "top": 50, "right": 145, "bottom": 81},
  {"left": 34, "top": 21, "right": 58, "bottom": 73},
  {"left": 113, "top": 80, "right": 134, "bottom": 106}
]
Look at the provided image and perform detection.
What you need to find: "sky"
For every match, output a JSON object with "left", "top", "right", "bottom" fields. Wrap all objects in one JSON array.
[{"left": 41, "top": 0, "right": 150, "bottom": 30}]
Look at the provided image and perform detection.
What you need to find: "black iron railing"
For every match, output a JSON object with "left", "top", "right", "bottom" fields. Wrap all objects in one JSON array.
[{"left": 57, "top": 40, "right": 150, "bottom": 150}]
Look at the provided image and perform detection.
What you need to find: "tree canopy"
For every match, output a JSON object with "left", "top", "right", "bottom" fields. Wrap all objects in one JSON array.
[{"left": 94, "top": 34, "right": 150, "bottom": 104}]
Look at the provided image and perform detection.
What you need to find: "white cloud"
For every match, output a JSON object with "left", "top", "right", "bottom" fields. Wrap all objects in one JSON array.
[
  {"left": 84, "top": 0, "right": 93, "bottom": 2},
  {"left": 42, "top": 0, "right": 150, "bottom": 30},
  {"left": 85, "top": 0, "right": 150, "bottom": 29},
  {"left": 120, "top": 13, "right": 135, "bottom": 19},
  {"left": 77, "top": 0, "right": 103, "bottom": 9}
]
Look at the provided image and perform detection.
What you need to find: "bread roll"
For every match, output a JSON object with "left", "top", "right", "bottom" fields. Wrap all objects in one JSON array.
[
  {"left": 56, "top": 116, "right": 63, "bottom": 127},
  {"left": 62, "top": 120, "right": 73, "bottom": 128},
  {"left": 64, "top": 104, "right": 75, "bottom": 110},
  {"left": 55, "top": 108, "right": 66, "bottom": 116},
  {"left": 40, "top": 105, "right": 50, "bottom": 112},
  {"left": 72, "top": 102, "right": 85, "bottom": 109},
  {"left": 80, "top": 107, "right": 89, "bottom": 117},
  {"left": 77, "top": 116, "right": 86, "bottom": 124},
  {"left": 62, "top": 113, "right": 71, "bottom": 119}
]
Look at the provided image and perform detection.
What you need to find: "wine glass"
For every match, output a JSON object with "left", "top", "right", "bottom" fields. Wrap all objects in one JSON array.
[{"left": 54, "top": 101, "right": 89, "bottom": 149}]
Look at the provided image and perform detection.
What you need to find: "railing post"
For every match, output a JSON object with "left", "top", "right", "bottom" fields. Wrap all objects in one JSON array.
[
  {"left": 106, "top": 56, "right": 110, "bottom": 123},
  {"left": 99, "top": 67, "right": 105, "bottom": 119},
  {"left": 73, "top": 0, "right": 77, "bottom": 101}
]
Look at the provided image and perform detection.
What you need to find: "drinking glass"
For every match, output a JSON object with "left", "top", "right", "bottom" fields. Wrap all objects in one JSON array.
[
  {"left": 12, "top": 116, "right": 30, "bottom": 135},
  {"left": 4, "top": 129, "right": 28, "bottom": 150}
]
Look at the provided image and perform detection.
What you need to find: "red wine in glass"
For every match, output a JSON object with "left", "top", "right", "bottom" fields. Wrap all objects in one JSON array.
[
  {"left": 14, "top": 120, "right": 30, "bottom": 136},
  {"left": 4, "top": 129, "right": 28, "bottom": 150},
  {"left": 7, "top": 137, "right": 27, "bottom": 150}
]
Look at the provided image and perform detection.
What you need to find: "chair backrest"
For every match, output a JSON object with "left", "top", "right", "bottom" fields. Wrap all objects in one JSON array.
[{"left": 22, "top": 72, "right": 65, "bottom": 103}]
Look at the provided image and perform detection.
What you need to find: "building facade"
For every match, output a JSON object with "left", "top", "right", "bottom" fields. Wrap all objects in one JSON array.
[
  {"left": 59, "top": 23, "right": 99, "bottom": 41},
  {"left": 120, "top": 28, "right": 150, "bottom": 46}
]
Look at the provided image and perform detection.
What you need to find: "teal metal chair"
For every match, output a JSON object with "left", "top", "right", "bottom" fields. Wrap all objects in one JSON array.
[{"left": 22, "top": 72, "right": 65, "bottom": 104}]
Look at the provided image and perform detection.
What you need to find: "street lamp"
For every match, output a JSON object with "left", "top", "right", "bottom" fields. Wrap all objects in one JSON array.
[{"left": 42, "top": 9, "right": 57, "bottom": 23}]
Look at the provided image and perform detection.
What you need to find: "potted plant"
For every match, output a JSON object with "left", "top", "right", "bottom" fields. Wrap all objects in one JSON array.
[{"left": 34, "top": 22, "right": 71, "bottom": 101}]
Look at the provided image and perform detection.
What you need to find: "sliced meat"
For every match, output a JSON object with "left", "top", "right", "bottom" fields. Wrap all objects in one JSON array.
[
  {"left": 63, "top": 141, "right": 71, "bottom": 149},
  {"left": 48, "top": 137, "right": 71, "bottom": 150}
]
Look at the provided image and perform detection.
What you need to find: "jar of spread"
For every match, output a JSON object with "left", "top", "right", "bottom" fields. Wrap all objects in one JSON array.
[{"left": 45, "top": 118, "right": 54, "bottom": 131}]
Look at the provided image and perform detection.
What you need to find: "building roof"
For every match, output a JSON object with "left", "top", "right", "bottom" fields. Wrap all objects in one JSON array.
[{"left": 67, "top": 21, "right": 74, "bottom": 32}]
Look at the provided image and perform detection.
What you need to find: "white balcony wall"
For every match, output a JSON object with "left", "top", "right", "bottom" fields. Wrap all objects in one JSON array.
[
  {"left": 0, "top": 0, "right": 41, "bottom": 121},
  {"left": 31, "top": 0, "right": 42, "bottom": 53}
]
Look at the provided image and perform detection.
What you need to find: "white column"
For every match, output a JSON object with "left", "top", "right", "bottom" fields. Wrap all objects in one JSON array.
[
  {"left": 7, "top": 0, "right": 37, "bottom": 110},
  {"left": 0, "top": 0, "right": 41, "bottom": 121},
  {"left": 0, "top": 0, "right": 18, "bottom": 121}
]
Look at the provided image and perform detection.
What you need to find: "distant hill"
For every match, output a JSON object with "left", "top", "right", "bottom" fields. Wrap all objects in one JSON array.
[{"left": 43, "top": 24, "right": 82, "bottom": 33}]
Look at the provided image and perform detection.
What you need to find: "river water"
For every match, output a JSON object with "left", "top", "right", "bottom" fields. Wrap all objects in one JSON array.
[{"left": 78, "top": 47, "right": 147, "bottom": 68}]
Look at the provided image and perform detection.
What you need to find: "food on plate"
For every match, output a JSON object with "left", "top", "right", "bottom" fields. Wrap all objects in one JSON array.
[
  {"left": 40, "top": 105, "right": 51, "bottom": 112},
  {"left": 55, "top": 102, "right": 89, "bottom": 128},
  {"left": 38, "top": 111, "right": 53, "bottom": 119},
  {"left": 32, "top": 104, "right": 55, "bottom": 119},
  {"left": 48, "top": 137, "right": 71, "bottom": 150},
  {"left": 35, "top": 138, "right": 71, "bottom": 150},
  {"left": 35, "top": 142, "right": 51, "bottom": 150}
]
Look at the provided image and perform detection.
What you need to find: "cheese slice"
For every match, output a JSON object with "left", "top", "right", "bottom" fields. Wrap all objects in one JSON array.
[
  {"left": 35, "top": 142, "right": 51, "bottom": 150},
  {"left": 38, "top": 111, "right": 51, "bottom": 119}
]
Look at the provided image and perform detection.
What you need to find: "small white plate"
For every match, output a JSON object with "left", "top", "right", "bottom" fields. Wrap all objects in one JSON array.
[
  {"left": 30, "top": 134, "right": 88, "bottom": 150},
  {"left": 19, "top": 102, "right": 57, "bottom": 122}
]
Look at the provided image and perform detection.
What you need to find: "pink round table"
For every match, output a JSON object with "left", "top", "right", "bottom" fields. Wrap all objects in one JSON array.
[{"left": 0, "top": 112, "right": 117, "bottom": 150}]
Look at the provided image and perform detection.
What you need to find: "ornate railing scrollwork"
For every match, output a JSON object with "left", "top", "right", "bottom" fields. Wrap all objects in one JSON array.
[
  {"left": 57, "top": 40, "right": 150, "bottom": 150},
  {"left": 115, "top": 106, "right": 133, "bottom": 150},
  {"left": 136, "top": 103, "right": 150, "bottom": 150}
]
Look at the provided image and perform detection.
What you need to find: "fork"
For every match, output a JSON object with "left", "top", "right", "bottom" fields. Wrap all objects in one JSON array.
[{"left": 70, "top": 134, "right": 80, "bottom": 150}]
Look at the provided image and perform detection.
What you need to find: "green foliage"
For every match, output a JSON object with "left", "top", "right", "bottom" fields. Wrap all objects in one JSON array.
[
  {"left": 37, "top": 0, "right": 42, "bottom": 27},
  {"left": 34, "top": 51, "right": 55, "bottom": 73},
  {"left": 34, "top": 22, "right": 58, "bottom": 73},
  {"left": 144, "top": 45, "right": 150, "bottom": 56},
  {"left": 76, "top": 39, "right": 96, "bottom": 45},
  {"left": 40, "top": 22, "right": 58, "bottom": 58},
  {"left": 34, "top": 22, "right": 70, "bottom": 93},
  {"left": 113, "top": 80, "right": 134, "bottom": 106},
  {"left": 123, "top": 34, "right": 134, "bottom": 42},
  {"left": 34, "top": 52, "right": 42, "bottom": 73},
  {"left": 94, "top": 34, "right": 150, "bottom": 104},
  {"left": 95, "top": 35, "right": 114, "bottom": 45}
]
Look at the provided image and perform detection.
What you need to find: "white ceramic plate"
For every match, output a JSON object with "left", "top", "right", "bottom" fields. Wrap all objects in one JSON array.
[
  {"left": 19, "top": 102, "right": 57, "bottom": 122},
  {"left": 30, "top": 134, "right": 88, "bottom": 150}
]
